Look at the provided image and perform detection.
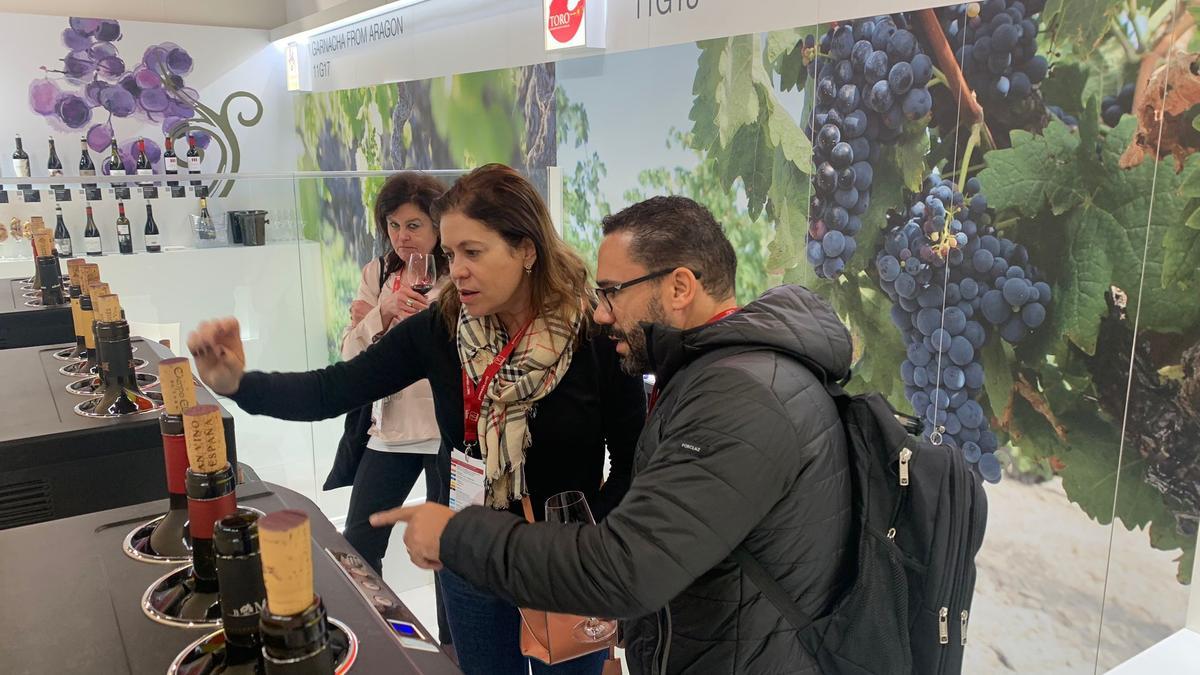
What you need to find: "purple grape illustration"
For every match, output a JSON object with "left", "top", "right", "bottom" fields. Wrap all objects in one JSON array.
[{"left": 31, "top": 17, "right": 262, "bottom": 197}]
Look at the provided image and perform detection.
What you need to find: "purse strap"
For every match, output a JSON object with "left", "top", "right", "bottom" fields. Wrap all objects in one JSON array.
[{"left": 521, "top": 495, "right": 535, "bottom": 523}]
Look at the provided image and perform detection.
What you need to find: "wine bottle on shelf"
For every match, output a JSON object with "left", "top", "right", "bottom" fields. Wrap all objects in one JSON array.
[
  {"left": 215, "top": 510, "right": 268, "bottom": 673},
  {"left": 84, "top": 204, "right": 102, "bottom": 256},
  {"left": 54, "top": 204, "right": 72, "bottom": 257},
  {"left": 179, "top": 404, "right": 239, "bottom": 620},
  {"left": 47, "top": 138, "right": 63, "bottom": 190},
  {"left": 144, "top": 203, "right": 161, "bottom": 253},
  {"left": 150, "top": 357, "right": 200, "bottom": 558},
  {"left": 186, "top": 133, "right": 201, "bottom": 186},
  {"left": 116, "top": 202, "right": 133, "bottom": 254},
  {"left": 259, "top": 510, "right": 336, "bottom": 675},
  {"left": 197, "top": 191, "right": 215, "bottom": 240},
  {"left": 163, "top": 136, "right": 178, "bottom": 187},
  {"left": 136, "top": 139, "right": 153, "bottom": 186},
  {"left": 107, "top": 139, "right": 125, "bottom": 187},
  {"left": 78, "top": 137, "right": 96, "bottom": 188},
  {"left": 12, "top": 134, "right": 31, "bottom": 190}
]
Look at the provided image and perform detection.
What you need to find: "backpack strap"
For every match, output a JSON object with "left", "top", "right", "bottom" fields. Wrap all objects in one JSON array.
[{"left": 731, "top": 547, "right": 816, "bottom": 632}]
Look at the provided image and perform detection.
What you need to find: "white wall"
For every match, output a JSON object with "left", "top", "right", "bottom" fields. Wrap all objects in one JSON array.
[{"left": 0, "top": 0, "right": 288, "bottom": 29}]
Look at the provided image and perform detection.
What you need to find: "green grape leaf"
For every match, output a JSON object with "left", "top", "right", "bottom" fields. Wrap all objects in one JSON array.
[
  {"left": 893, "top": 125, "right": 931, "bottom": 193},
  {"left": 978, "top": 121, "right": 1086, "bottom": 217},
  {"left": 981, "top": 335, "right": 1015, "bottom": 416},
  {"left": 765, "top": 28, "right": 804, "bottom": 66},
  {"left": 690, "top": 40, "right": 725, "bottom": 152},
  {"left": 1042, "top": 0, "right": 1120, "bottom": 58},
  {"left": 765, "top": 97, "right": 812, "bottom": 173},
  {"left": 764, "top": 147, "right": 807, "bottom": 273},
  {"left": 1040, "top": 61, "right": 1089, "bottom": 115},
  {"left": 717, "top": 36, "right": 760, "bottom": 146},
  {"left": 718, "top": 119, "right": 773, "bottom": 220},
  {"left": 834, "top": 280, "right": 910, "bottom": 411}
]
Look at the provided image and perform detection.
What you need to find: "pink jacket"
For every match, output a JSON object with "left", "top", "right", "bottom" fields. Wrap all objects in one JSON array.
[{"left": 340, "top": 257, "right": 440, "bottom": 447}]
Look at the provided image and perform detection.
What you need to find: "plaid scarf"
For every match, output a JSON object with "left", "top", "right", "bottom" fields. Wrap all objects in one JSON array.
[{"left": 456, "top": 304, "right": 582, "bottom": 508}]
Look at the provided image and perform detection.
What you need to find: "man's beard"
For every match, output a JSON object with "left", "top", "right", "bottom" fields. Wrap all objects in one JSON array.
[{"left": 610, "top": 296, "right": 667, "bottom": 376}]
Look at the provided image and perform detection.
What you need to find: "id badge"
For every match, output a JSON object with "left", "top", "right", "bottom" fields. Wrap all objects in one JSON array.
[{"left": 449, "top": 449, "right": 486, "bottom": 512}]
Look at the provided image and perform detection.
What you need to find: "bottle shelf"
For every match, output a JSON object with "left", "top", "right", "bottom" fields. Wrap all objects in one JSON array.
[{"left": 0, "top": 184, "right": 207, "bottom": 204}]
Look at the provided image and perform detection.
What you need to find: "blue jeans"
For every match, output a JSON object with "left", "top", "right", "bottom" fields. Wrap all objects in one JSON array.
[{"left": 438, "top": 568, "right": 607, "bottom": 675}]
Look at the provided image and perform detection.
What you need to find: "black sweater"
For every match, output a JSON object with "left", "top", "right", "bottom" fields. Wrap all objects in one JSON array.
[{"left": 230, "top": 304, "right": 646, "bottom": 520}]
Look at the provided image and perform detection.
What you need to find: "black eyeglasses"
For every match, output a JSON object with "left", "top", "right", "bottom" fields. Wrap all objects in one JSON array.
[{"left": 595, "top": 269, "right": 701, "bottom": 313}]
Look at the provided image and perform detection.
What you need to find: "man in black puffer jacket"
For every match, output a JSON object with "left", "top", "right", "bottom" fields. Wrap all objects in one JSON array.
[{"left": 379, "top": 196, "right": 854, "bottom": 674}]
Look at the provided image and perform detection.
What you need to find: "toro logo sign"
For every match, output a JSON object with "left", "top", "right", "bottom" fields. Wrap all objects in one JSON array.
[{"left": 544, "top": 0, "right": 604, "bottom": 51}]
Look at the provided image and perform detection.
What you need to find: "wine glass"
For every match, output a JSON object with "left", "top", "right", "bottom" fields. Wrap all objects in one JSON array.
[
  {"left": 544, "top": 491, "right": 618, "bottom": 642},
  {"left": 404, "top": 252, "right": 437, "bottom": 296}
]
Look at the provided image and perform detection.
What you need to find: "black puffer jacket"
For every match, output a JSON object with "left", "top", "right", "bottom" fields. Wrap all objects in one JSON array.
[{"left": 441, "top": 285, "right": 854, "bottom": 674}]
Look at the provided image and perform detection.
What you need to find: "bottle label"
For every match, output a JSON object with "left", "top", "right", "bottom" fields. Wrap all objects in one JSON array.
[
  {"left": 80, "top": 169, "right": 96, "bottom": 177},
  {"left": 49, "top": 169, "right": 63, "bottom": 177},
  {"left": 165, "top": 157, "right": 178, "bottom": 172},
  {"left": 13, "top": 159, "right": 30, "bottom": 177},
  {"left": 117, "top": 224, "right": 130, "bottom": 235},
  {"left": 56, "top": 238, "right": 72, "bottom": 256},
  {"left": 145, "top": 235, "right": 160, "bottom": 249},
  {"left": 137, "top": 168, "right": 153, "bottom": 176},
  {"left": 86, "top": 238, "right": 101, "bottom": 254},
  {"left": 187, "top": 156, "right": 201, "bottom": 170}
]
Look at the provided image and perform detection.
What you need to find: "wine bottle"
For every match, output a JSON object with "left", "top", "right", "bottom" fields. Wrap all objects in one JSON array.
[
  {"left": 163, "top": 136, "right": 178, "bottom": 187},
  {"left": 84, "top": 204, "right": 102, "bottom": 256},
  {"left": 47, "top": 138, "right": 63, "bottom": 190},
  {"left": 116, "top": 201, "right": 133, "bottom": 254},
  {"left": 135, "top": 138, "right": 153, "bottom": 186},
  {"left": 197, "top": 192, "right": 215, "bottom": 240},
  {"left": 107, "top": 139, "right": 125, "bottom": 187},
  {"left": 144, "top": 203, "right": 161, "bottom": 252},
  {"left": 33, "top": 231, "right": 65, "bottom": 306},
  {"left": 215, "top": 510, "right": 268, "bottom": 673},
  {"left": 186, "top": 133, "right": 201, "bottom": 186},
  {"left": 259, "top": 510, "right": 335, "bottom": 675},
  {"left": 62, "top": 259, "right": 88, "bottom": 360},
  {"left": 78, "top": 137, "right": 96, "bottom": 188},
  {"left": 74, "top": 267, "right": 102, "bottom": 375},
  {"left": 12, "top": 134, "right": 31, "bottom": 190},
  {"left": 180, "top": 404, "right": 238, "bottom": 620},
  {"left": 151, "top": 356, "right": 199, "bottom": 558},
  {"left": 92, "top": 293, "right": 156, "bottom": 412},
  {"left": 54, "top": 204, "right": 72, "bottom": 257}
]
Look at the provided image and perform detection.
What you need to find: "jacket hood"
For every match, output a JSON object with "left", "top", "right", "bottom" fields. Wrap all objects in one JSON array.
[{"left": 643, "top": 285, "right": 853, "bottom": 386}]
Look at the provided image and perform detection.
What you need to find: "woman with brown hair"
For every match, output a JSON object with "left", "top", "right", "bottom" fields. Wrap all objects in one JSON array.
[
  {"left": 333, "top": 171, "right": 448, "bottom": 576},
  {"left": 187, "top": 164, "right": 645, "bottom": 674}
]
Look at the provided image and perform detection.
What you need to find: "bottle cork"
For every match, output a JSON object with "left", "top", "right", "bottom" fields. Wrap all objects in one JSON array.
[
  {"left": 79, "top": 265, "right": 101, "bottom": 293},
  {"left": 258, "top": 510, "right": 315, "bottom": 617},
  {"left": 66, "top": 258, "right": 85, "bottom": 287},
  {"left": 33, "top": 231, "right": 54, "bottom": 258},
  {"left": 87, "top": 283, "right": 109, "bottom": 301},
  {"left": 159, "top": 357, "right": 198, "bottom": 417},
  {"left": 183, "top": 404, "right": 227, "bottom": 474},
  {"left": 94, "top": 293, "right": 122, "bottom": 323}
]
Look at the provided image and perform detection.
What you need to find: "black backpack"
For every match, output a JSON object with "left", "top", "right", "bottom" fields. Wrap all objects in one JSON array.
[{"left": 733, "top": 372, "right": 988, "bottom": 674}]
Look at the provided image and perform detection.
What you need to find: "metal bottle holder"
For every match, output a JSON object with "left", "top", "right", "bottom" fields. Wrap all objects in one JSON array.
[
  {"left": 142, "top": 564, "right": 224, "bottom": 628},
  {"left": 66, "top": 372, "right": 159, "bottom": 396},
  {"left": 166, "top": 619, "right": 359, "bottom": 675},
  {"left": 74, "top": 389, "right": 163, "bottom": 418},
  {"left": 72, "top": 321, "right": 161, "bottom": 418},
  {"left": 122, "top": 513, "right": 192, "bottom": 565}
]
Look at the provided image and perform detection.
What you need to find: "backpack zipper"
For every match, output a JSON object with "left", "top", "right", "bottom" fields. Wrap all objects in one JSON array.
[
  {"left": 898, "top": 447, "right": 912, "bottom": 486},
  {"left": 960, "top": 610, "right": 969, "bottom": 645},
  {"left": 938, "top": 607, "right": 949, "bottom": 644}
]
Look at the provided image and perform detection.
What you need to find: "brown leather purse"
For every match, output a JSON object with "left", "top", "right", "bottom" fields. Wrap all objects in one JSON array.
[{"left": 517, "top": 497, "right": 622, "bottom": 672}]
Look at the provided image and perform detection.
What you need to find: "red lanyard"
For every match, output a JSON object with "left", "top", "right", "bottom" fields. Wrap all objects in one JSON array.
[
  {"left": 647, "top": 307, "right": 739, "bottom": 414},
  {"left": 462, "top": 320, "right": 533, "bottom": 443}
]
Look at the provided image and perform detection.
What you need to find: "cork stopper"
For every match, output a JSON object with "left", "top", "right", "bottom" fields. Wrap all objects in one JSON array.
[
  {"left": 79, "top": 265, "right": 101, "bottom": 294},
  {"left": 87, "top": 282, "right": 109, "bottom": 299},
  {"left": 259, "top": 510, "right": 315, "bottom": 617},
  {"left": 33, "top": 231, "right": 54, "bottom": 258},
  {"left": 66, "top": 259, "right": 85, "bottom": 287},
  {"left": 94, "top": 293, "right": 122, "bottom": 323},
  {"left": 159, "top": 357, "right": 198, "bottom": 416},
  {"left": 183, "top": 404, "right": 227, "bottom": 473}
]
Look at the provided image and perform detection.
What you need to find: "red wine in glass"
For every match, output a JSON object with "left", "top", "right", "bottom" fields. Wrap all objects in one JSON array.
[{"left": 406, "top": 252, "right": 437, "bottom": 296}]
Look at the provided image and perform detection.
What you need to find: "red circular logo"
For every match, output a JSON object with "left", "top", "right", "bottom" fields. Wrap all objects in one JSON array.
[{"left": 548, "top": 0, "right": 584, "bottom": 44}]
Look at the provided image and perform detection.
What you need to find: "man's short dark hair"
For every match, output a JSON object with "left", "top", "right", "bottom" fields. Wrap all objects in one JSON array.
[{"left": 601, "top": 196, "right": 737, "bottom": 300}]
